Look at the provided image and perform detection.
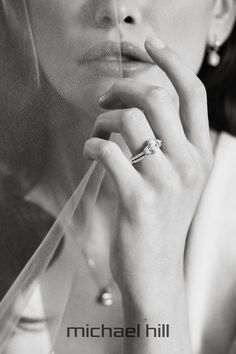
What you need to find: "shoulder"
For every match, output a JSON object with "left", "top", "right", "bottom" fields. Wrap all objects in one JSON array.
[{"left": 186, "top": 129, "right": 236, "bottom": 354}]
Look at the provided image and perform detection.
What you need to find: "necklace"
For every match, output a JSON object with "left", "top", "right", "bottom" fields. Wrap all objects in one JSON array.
[{"left": 82, "top": 249, "right": 114, "bottom": 306}]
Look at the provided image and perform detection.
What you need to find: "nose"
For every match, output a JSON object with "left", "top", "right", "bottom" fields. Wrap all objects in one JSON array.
[{"left": 95, "top": 0, "right": 141, "bottom": 28}]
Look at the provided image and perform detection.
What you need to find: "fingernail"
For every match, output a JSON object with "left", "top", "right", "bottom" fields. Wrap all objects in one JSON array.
[
  {"left": 146, "top": 36, "right": 165, "bottom": 49},
  {"left": 98, "top": 93, "right": 108, "bottom": 104}
]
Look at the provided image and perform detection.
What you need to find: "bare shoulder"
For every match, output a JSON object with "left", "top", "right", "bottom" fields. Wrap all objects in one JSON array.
[{"left": 185, "top": 129, "right": 236, "bottom": 353}]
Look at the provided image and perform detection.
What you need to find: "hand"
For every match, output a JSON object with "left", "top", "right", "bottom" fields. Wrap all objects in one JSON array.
[{"left": 83, "top": 36, "right": 213, "bottom": 311}]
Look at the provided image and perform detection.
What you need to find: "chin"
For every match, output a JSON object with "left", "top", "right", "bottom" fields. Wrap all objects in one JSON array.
[{"left": 64, "top": 77, "right": 120, "bottom": 119}]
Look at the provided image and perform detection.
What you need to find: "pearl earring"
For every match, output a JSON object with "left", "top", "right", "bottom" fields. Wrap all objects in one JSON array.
[{"left": 207, "top": 39, "right": 221, "bottom": 67}]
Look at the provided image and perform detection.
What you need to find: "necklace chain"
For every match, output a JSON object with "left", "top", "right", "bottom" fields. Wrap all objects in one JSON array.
[{"left": 82, "top": 249, "right": 114, "bottom": 306}]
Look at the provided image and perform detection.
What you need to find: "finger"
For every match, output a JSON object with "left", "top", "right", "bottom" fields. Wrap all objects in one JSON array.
[
  {"left": 92, "top": 108, "right": 168, "bottom": 175},
  {"left": 93, "top": 108, "right": 155, "bottom": 153},
  {"left": 80, "top": 161, "right": 105, "bottom": 204},
  {"left": 83, "top": 138, "right": 142, "bottom": 201},
  {"left": 98, "top": 79, "right": 187, "bottom": 159},
  {"left": 74, "top": 162, "right": 106, "bottom": 231},
  {"left": 144, "top": 36, "right": 211, "bottom": 151}
]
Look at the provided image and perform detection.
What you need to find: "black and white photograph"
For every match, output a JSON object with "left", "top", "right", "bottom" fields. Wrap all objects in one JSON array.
[{"left": 0, "top": 1, "right": 236, "bottom": 353}]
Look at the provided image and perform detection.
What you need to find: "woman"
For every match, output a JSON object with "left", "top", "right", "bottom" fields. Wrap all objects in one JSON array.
[{"left": 1, "top": 0, "right": 236, "bottom": 353}]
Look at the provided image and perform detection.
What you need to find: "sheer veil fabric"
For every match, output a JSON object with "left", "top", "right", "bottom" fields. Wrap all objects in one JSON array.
[
  {"left": 0, "top": 1, "right": 126, "bottom": 352},
  {"left": 2, "top": 2, "right": 236, "bottom": 354}
]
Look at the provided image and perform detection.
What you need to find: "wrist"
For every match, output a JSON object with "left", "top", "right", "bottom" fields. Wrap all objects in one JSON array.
[
  {"left": 121, "top": 279, "right": 191, "bottom": 353},
  {"left": 121, "top": 273, "right": 186, "bottom": 322}
]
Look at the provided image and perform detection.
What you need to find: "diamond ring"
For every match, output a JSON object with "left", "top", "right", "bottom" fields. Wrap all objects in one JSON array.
[{"left": 131, "top": 138, "right": 162, "bottom": 165}]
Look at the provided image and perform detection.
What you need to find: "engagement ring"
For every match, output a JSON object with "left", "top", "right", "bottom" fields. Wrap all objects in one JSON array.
[{"left": 131, "top": 138, "right": 162, "bottom": 165}]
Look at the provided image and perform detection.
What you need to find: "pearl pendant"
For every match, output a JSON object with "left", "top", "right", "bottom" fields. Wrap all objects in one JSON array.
[
  {"left": 97, "top": 287, "right": 113, "bottom": 306},
  {"left": 208, "top": 51, "right": 221, "bottom": 67}
]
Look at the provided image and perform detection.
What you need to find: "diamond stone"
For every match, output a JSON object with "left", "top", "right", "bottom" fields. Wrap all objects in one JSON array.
[{"left": 144, "top": 139, "right": 162, "bottom": 154}]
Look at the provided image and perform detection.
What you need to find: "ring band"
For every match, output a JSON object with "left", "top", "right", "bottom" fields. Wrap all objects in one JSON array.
[{"left": 131, "top": 138, "right": 162, "bottom": 165}]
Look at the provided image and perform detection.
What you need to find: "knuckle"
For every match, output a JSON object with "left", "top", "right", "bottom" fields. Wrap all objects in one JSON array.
[
  {"left": 190, "top": 80, "right": 207, "bottom": 100},
  {"left": 98, "top": 141, "right": 117, "bottom": 161},
  {"left": 147, "top": 87, "right": 169, "bottom": 103},
  {"left": 95, "top": 113, "right": 104, "bottom": 128},
  {"left": 112, "top": 82, "right": 120, "bottom": 92},
  {"left": 112, "top": 79, "right": 129, "bottom": 92},
  {"left": 120, "top": 108, "right": 142, "bottom": 131},
  {"left": 129, "top": 187, "right": 156, "bottom": 215}
]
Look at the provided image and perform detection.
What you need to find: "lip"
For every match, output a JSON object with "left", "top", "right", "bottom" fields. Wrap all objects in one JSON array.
[{"left": 78, "top": 41, "right": 155, "bottom": 76}]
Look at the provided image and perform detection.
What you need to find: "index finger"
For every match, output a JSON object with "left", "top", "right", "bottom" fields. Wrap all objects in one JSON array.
[{"left": 145, "top": 36, "right": 211, "bottom": 151}]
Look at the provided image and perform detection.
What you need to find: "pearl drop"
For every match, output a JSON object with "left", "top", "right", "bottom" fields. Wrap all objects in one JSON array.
[
  {"left": 97, "top": 288, "right": 113, "bottom": 306},
  {"left": 208, "top": 51, "right": 220, "bottom": 67}
]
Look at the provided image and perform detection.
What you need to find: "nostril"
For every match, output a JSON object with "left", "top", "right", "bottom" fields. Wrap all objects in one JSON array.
[{"left": 124, "top": 16, "right": 135, "bottom": 24}]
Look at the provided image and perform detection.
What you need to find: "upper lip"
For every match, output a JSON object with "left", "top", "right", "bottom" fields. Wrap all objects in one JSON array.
[{"left": 78, "top": 41, "right": 154, "bottom": 65}]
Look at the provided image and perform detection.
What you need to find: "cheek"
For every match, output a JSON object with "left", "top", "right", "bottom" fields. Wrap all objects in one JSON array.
[
  {"left": 28, "top": 1, "right": 74, "bottom": 64},
  {"left": 147, "top": 0, "right": 213, "bottom": 72},
  {"left": 28, "top": 1, "right": 87, "bottom": 108}
]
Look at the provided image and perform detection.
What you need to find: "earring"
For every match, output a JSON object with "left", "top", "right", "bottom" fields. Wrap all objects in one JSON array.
[{"left": 207, "top": 39, "right": 221, "bottom": 67}]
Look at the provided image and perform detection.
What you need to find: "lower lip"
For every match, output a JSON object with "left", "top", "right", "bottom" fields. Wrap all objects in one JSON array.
[
  {"left": 121, "top": 60, "right": 153, "bottom": 76},
  {"left": 80, "top": 59, "right": 153, "bottom": 77}
]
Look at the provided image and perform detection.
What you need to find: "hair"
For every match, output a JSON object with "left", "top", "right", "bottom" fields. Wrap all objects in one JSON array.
[
  {"left": 199, "top": 24, "right": 236, "bottom": 135},
  {"left": 0, "top": 176, "right": 64, "bottom": 301}
]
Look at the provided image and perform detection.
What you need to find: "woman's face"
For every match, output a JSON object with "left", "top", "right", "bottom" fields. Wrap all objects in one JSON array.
[{"left": 28, "top": 0, "right": 214, "bottom": 117}]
